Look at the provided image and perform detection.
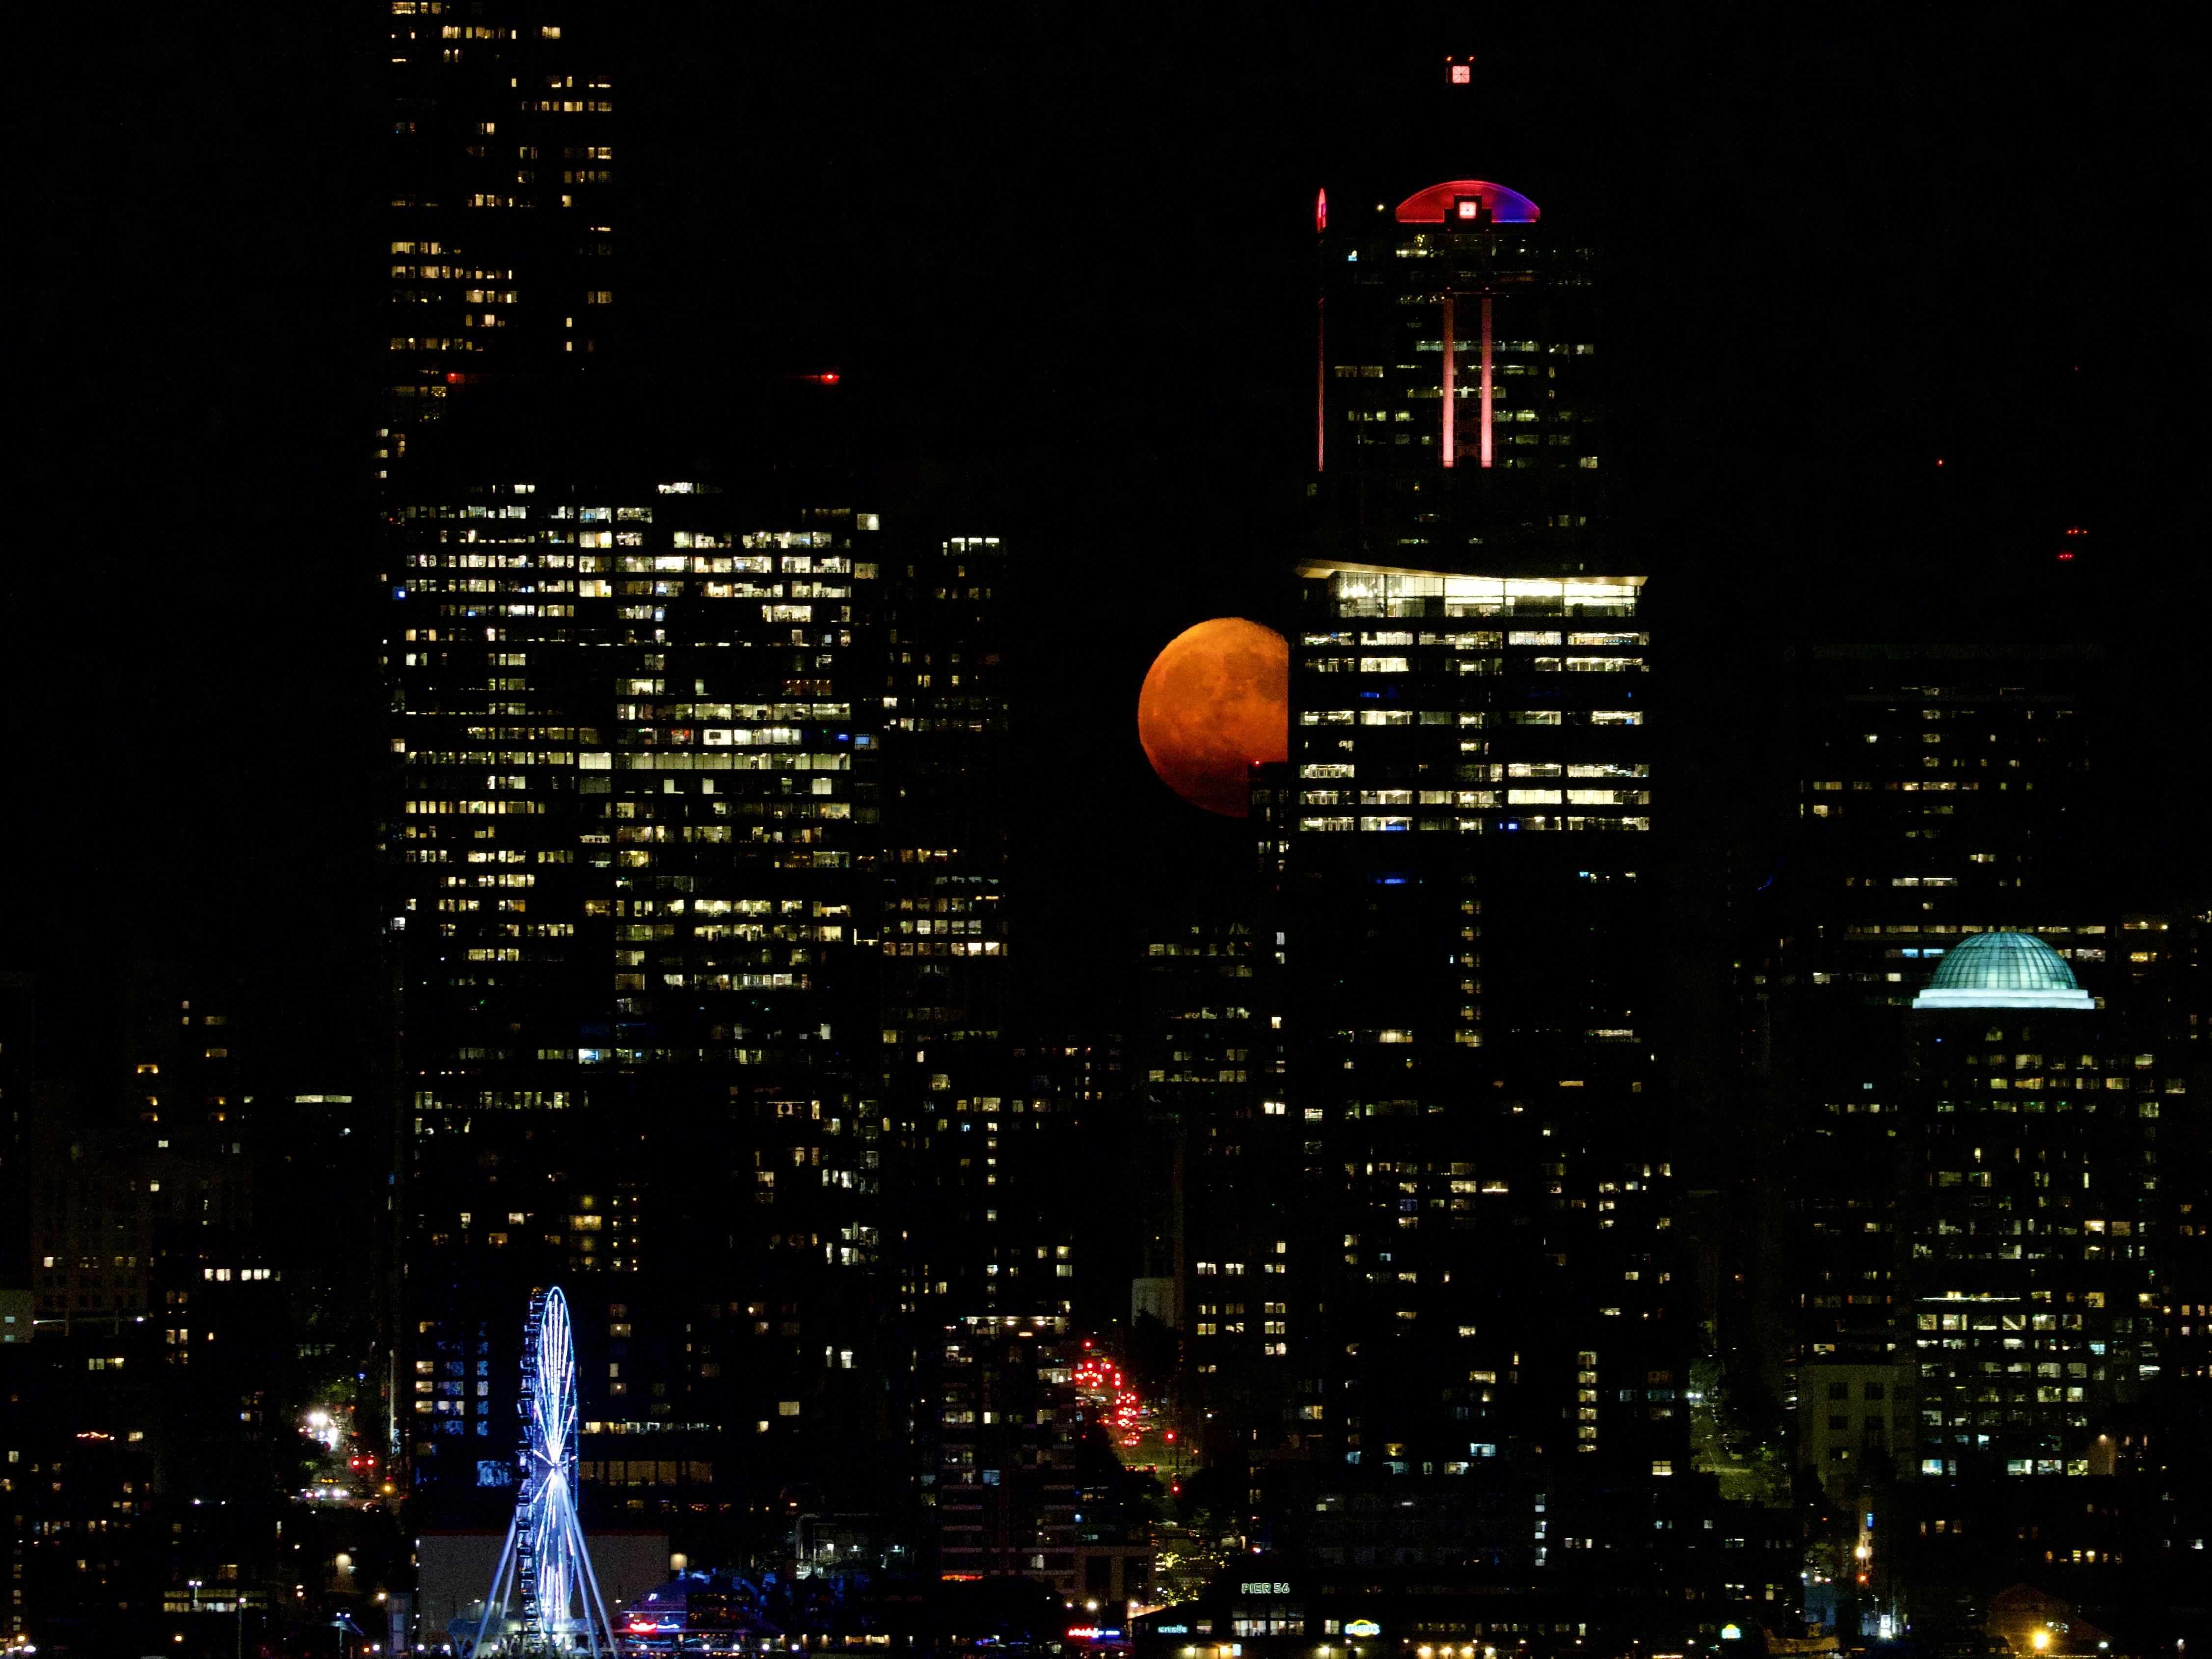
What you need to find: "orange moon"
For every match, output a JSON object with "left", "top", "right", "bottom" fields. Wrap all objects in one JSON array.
[{"left": 1137, "top": 618, "right": 1290, "bottom": 817}]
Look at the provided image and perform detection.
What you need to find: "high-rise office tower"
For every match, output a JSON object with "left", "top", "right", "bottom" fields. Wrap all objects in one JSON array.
[
  {"left": 382, "top": 479, "right": 1048, "bottom": 1561},
  {"left": 1297, "top": 172, "right": 1669, "bottom": 1464},
  {"left": 382, "top": 0, "right": 619, "bottom": 482},
  {"left": 1129, "top": 172, "right": 1805, "bottom": 1647},
  {"left": 1313, "top": 177, "right": 1604, "bottom": 564},
  {"left": 391, "top": 486, "right": 902, "bottom": 1532},
  {"left": 874, "top": 532, "right": 1015, "bottom": 1052},
  {"left": 377, "top": 0, "right": 1052, "bottom": 1555},
  {"left": 1762, "top": 643, "right": 2104, "bottom": 1382},
  {"left": 1126, "top": 907, "right": 1292, "bottom": 1501},
  {"left": 878, "top": 529, "right": 1043, "bottom": 1334},
  {"left": 1902, "top": 931, "right": 2173, "bottom": 1479},
  {"left": 1143, "top": 173, "right": 1789, "bottom": 1634},
  {"left": 1275, "top": 562, "right": 1695, "bottom": 1560},
  {"left": 1757, "top": 641, "right": 2108, "bottom": 1411},
  {"left": 1743, "top": 595, "right": 2212, "bottom": 1631},
  {"left": 386, "top": 490, "right": 1056, "bottom": 1570},
  {"left": 1777, "top": 926, "right": 2197, "bottom": 1633},
  {"left": 873, "top": 543, "right": 1118, "bottom": 1575}
]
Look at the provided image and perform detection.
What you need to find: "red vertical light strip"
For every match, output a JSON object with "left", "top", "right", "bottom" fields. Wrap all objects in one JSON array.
[
  {"left": 1441, "top": 293, "right": 1456, "bottom": 468},
  {"left": 1316, "top": 188, "right": 1327, "bottom": 471},
  {"left": 1479, "top": 296, "right": 1494, "bottom": 468},
  {"left": 1316, "top": 295, "right": 1326, "bottom": 472}
]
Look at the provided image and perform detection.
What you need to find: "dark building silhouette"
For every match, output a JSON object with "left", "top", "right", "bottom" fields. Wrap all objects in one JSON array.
[{"left": 2, "top": 965, "right": 389, "bottom": 1651}]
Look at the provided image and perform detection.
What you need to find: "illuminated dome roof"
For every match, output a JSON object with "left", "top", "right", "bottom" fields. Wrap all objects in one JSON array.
[
  {"left": 1912, "top": 930, "right": 2093, "bottom": 1011},
  {"left": 1395, "top": 179, "right": 1541, "bottom": 224}
]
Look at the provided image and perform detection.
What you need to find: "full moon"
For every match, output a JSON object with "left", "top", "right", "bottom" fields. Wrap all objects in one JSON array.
[{"left": 1137, "top": 618, "right": 1291, "bottom": 817}]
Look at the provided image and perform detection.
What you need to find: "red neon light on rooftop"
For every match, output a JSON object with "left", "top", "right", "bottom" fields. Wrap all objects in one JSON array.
[{"left": 1395, "top": 180, "right": 1540, "bottom": 224}]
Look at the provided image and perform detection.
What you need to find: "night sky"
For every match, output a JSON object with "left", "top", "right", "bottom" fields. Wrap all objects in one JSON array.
[{"left": 10, "top": 1, "right": 2206, "bottom": 1083}]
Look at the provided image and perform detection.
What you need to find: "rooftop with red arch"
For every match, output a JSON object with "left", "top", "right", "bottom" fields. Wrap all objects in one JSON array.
[{"left": 1394, "top": 179, "right": 1541, "bottom": 225}]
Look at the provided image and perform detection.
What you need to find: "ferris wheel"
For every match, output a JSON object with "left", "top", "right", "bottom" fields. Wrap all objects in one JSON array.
[{"left": 462, "top": 1288, "right": 618, "bottom": 1657}]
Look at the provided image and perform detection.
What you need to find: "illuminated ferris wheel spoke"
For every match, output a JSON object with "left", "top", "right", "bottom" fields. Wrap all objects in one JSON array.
[{"left": 462, "top": 1287, "right": 617, "bottom": 1657}]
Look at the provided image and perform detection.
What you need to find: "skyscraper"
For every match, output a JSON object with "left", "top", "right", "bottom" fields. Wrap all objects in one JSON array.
[
  {"left": 1759, "top": 643, "right": 2104, "bottom": 1385},
  {"left": 1295, "top": 172, "right": 1672, "bottom": 1492},
  {"left": 1313, "top": 177, "right": 1605, "bottom": 566},
  {"left": 377, "top": 0, "right": 1066, "bottom": 1560},
  {"left": 1124, "top": 905, "right": 1290, "bottom": 1505},
  {"left": 390, "top": 484, "right": 903, "bottom": 1532},
  {"left": 1129, "top": 173, "right": 1801, "bottom": 1645},
  {"left": 383, "top": 0, "right": 619, "bottom": 483},
  {"left": 1721, "top": 499, "right": 2212, "bottom": 1632}
]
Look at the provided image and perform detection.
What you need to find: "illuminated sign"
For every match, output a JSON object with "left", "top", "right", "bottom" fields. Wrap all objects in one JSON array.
[
  {"left": 1721, "top": 1627, "right": 1743, "bottom": 1642},
  {"left": 1347, "top": 1621, "right": 1382, "bottom": 1638}
]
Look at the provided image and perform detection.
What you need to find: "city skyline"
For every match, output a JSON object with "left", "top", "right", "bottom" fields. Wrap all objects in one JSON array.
[
  {"left": 13, "top": 7, "right": 2205, "bottom": 1050},
  {"left": 5, "top": 5, "right": 2210, "bottom": 1657}
]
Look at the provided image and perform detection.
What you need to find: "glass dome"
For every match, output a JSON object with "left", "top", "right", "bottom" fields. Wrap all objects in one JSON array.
[{"left": 1912, "top": 930, "right": 2094, "bottom": 1010}]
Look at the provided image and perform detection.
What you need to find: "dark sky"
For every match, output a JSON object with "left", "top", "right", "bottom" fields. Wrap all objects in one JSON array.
[{"left": 10, "top": 0, "right": 2207, "bottom": 1077}]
